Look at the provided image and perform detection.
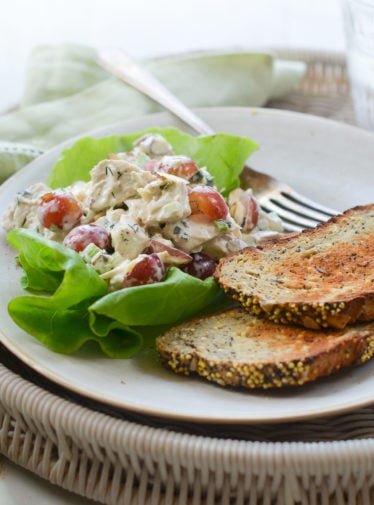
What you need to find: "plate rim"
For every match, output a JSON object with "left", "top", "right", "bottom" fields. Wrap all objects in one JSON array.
[{"left": 1, "top": 105, "right": 374, "bottom": 424}]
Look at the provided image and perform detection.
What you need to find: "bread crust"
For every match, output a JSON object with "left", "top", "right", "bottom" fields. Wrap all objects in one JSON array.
[
  {"left": 215, "top": 204, "right": 374, "bottom": 330},
  {"left": 156, "top": 307, "right": 374, "bottom": 389}
]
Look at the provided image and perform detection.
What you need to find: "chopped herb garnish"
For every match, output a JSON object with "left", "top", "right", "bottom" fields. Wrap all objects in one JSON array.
[
  {"left": 173, "top": 225, "right": 189, "bottom": 241},
  {"left": 18, "top": 189, "right": 32, "bottom": 197},
  {"left": 191, "top": 169, "right": 214, "bottom": 186},
  {"left": 159, "top": 181, "right": 173, "bottom": 191},
  {"left": 105, "top": 165, "right": 113, "bottom": 176},
  {"left": 114, "top": 202, "right": 129, "bottom": 211},
  {"left": 214, "top": 219, "right": 231, "bottom": 232},
  {"left": 128, "top": 223, "right": 139, "bottom": 233},
  {"left": 190, "top": 170, "right": 204, "bottom": 183},
  {"left": 120, "top": 230, "right": 130, "bottom": 241},
  {"left": 16, "top": 189, "right": 32, "bottom": 205}
]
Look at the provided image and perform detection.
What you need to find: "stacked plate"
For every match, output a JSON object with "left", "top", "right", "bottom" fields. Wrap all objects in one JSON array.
[{"left": 1, "top": 51, "right": 374, "bottom": 505}]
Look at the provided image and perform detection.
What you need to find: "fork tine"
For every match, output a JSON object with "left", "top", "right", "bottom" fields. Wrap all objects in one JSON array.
[
  {"left": 285, "top": 189, "right": 337, "bottom": 217},
  {"left": 274, "top": 220, "right": 304, "bottom": 233},
  {"left": 97, "top": 51, "right": 340, "bottom": 234},
  {"left": 259, "top": 199, "right": 323, "bottom": 230},
  {"left": 267, "top": 193, "right": 335, "bottom": 223}
]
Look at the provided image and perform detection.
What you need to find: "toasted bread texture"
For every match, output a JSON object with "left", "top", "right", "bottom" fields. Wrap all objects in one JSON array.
[
  {"left": 156, "top": 307, "right": 374, "bottom": 389},
  {"left": 214, "top": 204, "right": 374, "bottom": 330}
]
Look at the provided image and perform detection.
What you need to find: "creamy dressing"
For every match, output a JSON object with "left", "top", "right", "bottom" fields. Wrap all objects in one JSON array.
[
  {"left": 1, "top": 133, "right": 282, "bottom": 290},
  {"left": 89, "top": 159, "right": 156, "bottom": 213},
  {"left": 136, "top": 172, "right": 191, "bottom": 225},
  {"left": 1, "top": 182, "right": 50, "bottom": 231}
]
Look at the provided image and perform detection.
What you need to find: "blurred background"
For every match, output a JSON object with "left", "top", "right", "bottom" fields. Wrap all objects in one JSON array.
[{"left": 0, "top": 0, "right": 345, "bottom": 112}]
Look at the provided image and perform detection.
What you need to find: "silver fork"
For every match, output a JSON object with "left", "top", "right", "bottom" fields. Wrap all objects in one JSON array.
[{"left": 97, "top": 48, "right": 338, "bottom": 232}]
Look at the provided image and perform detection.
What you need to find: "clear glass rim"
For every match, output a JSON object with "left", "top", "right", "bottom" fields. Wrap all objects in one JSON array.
[{"left": 344, "top": 0, "right": 374, "bottom": 9}]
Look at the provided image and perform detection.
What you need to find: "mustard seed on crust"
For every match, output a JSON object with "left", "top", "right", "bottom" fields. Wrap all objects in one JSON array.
[{"left": 156, "top": 307, "right": 374, "bottom": 390}]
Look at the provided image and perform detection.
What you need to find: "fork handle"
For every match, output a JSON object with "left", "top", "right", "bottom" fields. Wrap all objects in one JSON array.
[
  {"left": 97, "top": 48, "right": 215, "bottom": 136},
  {"left": 97, "top": 49, "right": 266, "bottom": 194}
]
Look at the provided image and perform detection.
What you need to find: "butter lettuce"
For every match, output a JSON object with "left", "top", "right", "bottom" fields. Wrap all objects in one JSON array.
[
  {"left": 7, "top": 128, "right": 257, "bottom": 357},
  {"left": 8, "top": 229, "right": 226, "bottom": 357},
  {"left": 48, "top": 127, "right": 258, "bottom": 194}
]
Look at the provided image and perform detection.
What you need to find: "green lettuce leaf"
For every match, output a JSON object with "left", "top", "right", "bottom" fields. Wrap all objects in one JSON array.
[
  {"left": 89, "top": 268, "right": 225, "bottom": 326},
  {"left": 7, "top": 128, "right": 257, "bottom": 357},
  {"left": 48, "top": 127, "right": 258, "bottom": 195},
  {"left": 7, "top": 229, "right": 228, "bottom": 358}
]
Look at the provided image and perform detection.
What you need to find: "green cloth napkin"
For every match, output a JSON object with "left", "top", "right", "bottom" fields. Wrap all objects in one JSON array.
[{"left": 0, "top": 44, "right": 306, "bottom": 182}]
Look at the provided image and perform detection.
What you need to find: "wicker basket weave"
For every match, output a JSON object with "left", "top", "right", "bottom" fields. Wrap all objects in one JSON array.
[{"left": 1, "top": 50, "right": 374, "bottom": 505}]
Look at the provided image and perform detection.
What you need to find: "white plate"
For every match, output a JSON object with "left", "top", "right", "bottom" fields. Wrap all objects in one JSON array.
[{"left": 1, "top": 107, "right": 374, "bottom": 424}]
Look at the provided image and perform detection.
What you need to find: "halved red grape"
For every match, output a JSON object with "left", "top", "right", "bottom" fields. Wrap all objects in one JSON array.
[
  {"left": 188, "top": 186, "right": 228, "bottom": 221},
  {"left": 181, "top": 252, "right": 217, "bottom": 279},
  {"left": 228, "top": 188, "right": 259, "bottom": 232},
  {"left": 122, "top": 253, "right": 166, "bottom": 288},
  {"left": 143, "top": 159, "right": 159, "bottom": 172},
  {"left": 38, "top": 190, "right": 83, "bottom": 231},
  {"left": 63, "top": 224, "right": 109, "bottom": 252},
  {"left": 144, "top": 155, "right": 199, "bottom": 180},
  {"left": 149, "top": 239, "right": 192, "bottom": 265}
]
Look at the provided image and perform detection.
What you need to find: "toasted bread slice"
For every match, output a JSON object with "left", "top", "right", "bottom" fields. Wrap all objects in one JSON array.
[
  {"left": 156, "top": 307, "right": 374, "bottom": 389},
  {"left": 214, "top": 204, "right": 374, "bottom": 330}
]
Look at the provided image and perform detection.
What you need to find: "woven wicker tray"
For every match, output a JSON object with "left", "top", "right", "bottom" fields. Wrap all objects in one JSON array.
[{"left": 1, "top": 50, "right": 374, "bottom": 505}]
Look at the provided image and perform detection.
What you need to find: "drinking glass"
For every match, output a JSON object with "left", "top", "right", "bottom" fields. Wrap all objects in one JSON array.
[{"left": 342, "top": 0, "right": 374, "bottom": 131}]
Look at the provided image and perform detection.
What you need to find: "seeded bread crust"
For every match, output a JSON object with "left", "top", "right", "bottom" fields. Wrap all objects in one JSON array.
[
  {"left": 156, "top": 307, "right": 374, "bottom": 389},
  {"left": 214, "top": 204, "right": 374, "bottom": 330}
]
